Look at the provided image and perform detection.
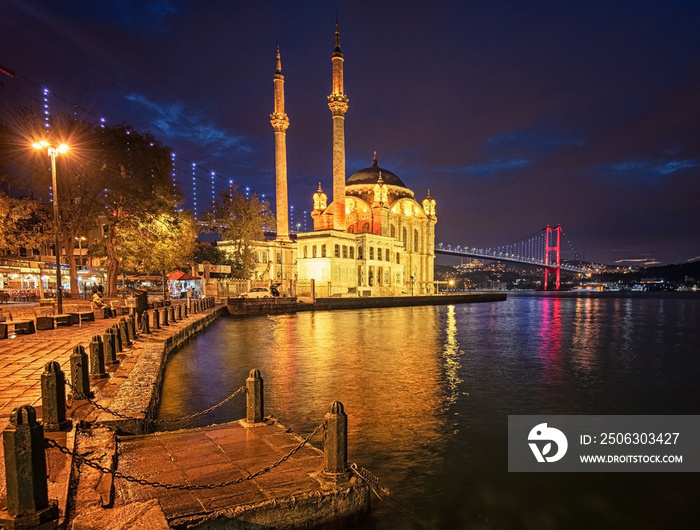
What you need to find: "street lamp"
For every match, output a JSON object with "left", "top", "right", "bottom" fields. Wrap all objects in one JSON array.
[{"left": 32, "top": 140, "right": 69, "bottom": 313}]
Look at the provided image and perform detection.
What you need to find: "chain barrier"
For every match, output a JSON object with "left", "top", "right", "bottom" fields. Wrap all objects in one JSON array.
[
  {"left": 64, "top": 379, "right": 246, "bottom": 424},
  {"left": 45, "top": 420, "right": 326, "bottom": 491}
]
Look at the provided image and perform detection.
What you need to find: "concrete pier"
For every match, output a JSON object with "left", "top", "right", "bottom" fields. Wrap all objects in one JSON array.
[{"left": 112, "top": 420, "right": 368, "bottom": 528}]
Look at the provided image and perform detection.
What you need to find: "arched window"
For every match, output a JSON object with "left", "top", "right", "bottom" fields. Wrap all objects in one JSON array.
[
  {"left": 369, "top": 247, "right": 374, "bottom": 260},
  {"left": 312, "top": 245, "right": 317, "bottom": 258},
  {"left": 396, "top": 252, "right": 400, "bottom": 264},
  {"left": 385, "top": 249, "right": 390, "bottom": 261},
  {"left": 390, "top": 225, "right": 396, "bottom": 238},
  {"left": 377, "top": 248, "right": 382, "bottom": 261},
  {"left": 321, "top": 244, "right": 327, "bottom": 257},
  {"left": 362, "top": 222, "right": 370, "bottom": 233},
  {"left": 414, "top": 229, "right": 419, "bottom": 252},
  {"left": 350, "top": 247, "right": 355, "bottom": 259},
  {"left": 303, "top": 246, "right": 308, "bottom": 258},
  {"left": 262, "top": 251, "right": 268, "bottom": 263},
  {"left": 276, "top": 252, "right": 281, "bottom": 264},
  {"left": 334, "top": 244, "right": 340, "bottom": 258},
  {"left": 342, "top": 245, "right": 348, "bottom": 258},
  {"left": 402, "top": 227, "right": 407, "bottom": 245},
  {"left": 358, "top": 246, "right": 364, "bottom": 260}
]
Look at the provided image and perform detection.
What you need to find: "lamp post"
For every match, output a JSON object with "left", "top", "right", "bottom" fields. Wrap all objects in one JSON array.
[{"left": 33, "top": 141, "right": 69, "bottom": 313}]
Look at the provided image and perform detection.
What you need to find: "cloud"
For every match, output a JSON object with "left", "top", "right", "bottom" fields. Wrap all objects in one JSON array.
[
  {"left": 437, "top": 158, "right": 530, "bottom": 177},
  {"left": 606, "top": 159, "right": 699, "bottom": 176},
  {"left": 124, "top": 93, "right": 250, "bottom": 155}
]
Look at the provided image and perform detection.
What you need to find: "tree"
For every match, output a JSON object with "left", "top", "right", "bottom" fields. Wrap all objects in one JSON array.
[
  {"left": 193, "top": 244, "right": 242, "bottom": 277},
  {"left": 201, "top": 186, "right": 275, "bottom": 279},
  {"left": 0, "top": 107, "right": 184, "bottom": 296},
  {"left": 0, "top": 191, "right": 52, "bottom": 256},
  {"left": 117, "top": 211, "right": 198, "bottom": 299}
]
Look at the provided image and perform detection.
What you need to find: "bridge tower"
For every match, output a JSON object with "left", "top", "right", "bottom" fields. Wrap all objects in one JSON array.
[{"left": 544, "top": 225, "right": 562, "bottom": 290}]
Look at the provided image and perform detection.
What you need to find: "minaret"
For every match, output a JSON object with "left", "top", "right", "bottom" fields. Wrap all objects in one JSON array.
[
  {"left": 270, "top": 45, "right": 291, "bottom": 241},
  {"left": 327, "top": 20, "right": 349, "bottom": 231}
]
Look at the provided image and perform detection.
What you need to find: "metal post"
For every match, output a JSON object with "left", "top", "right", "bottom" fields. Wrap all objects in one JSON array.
[
  {"left": 89, "top": 335, "right": 108, "bottom": 379},
  {"left": 69, "top": 345, "right": 93, "bottom": 399},
  {"left": 49, "top": 149, "right": 63, "bottom": 315},
  {"left": 40, "top": 361, "right": 71, "bottom": 431},
  {"left": 0, "top": 406, "right": 59, "bottom": 526},
  {"left": 246, "top": 369, "right": 264, "bottom": 424},
  {"left": 323, "top": 401, "right": 348, "bottom": 475}
]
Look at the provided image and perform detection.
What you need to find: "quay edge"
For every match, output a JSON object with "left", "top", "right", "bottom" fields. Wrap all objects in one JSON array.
[{"left": 226, "top": 292, "right": 507, "bottom": 315}]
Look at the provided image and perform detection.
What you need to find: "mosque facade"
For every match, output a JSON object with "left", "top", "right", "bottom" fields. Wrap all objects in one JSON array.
[{"left": 222, "top": 24, "right": 437, "bottom": 297}]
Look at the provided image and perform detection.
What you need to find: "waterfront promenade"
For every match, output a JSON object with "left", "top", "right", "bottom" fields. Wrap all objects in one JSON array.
[{"left": 0, "top": 300, "right": 370, "bottom": 528}]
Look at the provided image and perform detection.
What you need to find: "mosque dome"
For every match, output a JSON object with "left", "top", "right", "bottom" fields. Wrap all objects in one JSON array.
[{"left": 346, "top": 153, "right": 408, "bottom": 188}]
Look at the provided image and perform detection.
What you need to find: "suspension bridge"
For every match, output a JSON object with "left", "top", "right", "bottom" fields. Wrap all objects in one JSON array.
[{"left": 436, "top": 225, "right": 589, "bottom": 290}]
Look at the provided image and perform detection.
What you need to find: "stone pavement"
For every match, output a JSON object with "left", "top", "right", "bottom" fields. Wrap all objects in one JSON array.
[
  {"left": 0, "top": 301, "right": 370, "bottom": 528},
  {"left": 0, "top": 300, "right": 198, "bottom": 525}
]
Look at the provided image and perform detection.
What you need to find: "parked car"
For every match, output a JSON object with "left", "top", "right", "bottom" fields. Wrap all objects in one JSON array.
[{"left": 241, "top": 287, "right": 273, "bottom": 299}]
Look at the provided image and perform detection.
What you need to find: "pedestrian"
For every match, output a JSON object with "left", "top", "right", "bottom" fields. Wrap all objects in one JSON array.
[{"left": 92, "top": 291, "right": 112, "bottom": 318}]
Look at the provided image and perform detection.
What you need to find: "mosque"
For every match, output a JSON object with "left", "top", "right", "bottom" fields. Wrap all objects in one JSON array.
[{"left": 221, "top": 23, "right": 437, "bottom": 297}]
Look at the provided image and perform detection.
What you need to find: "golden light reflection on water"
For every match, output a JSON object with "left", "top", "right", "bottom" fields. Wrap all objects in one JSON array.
[
  {"left": 262, "top": 308, "right": 450, "bottom": 468},
  {"left": 441, "top": 305, "right": 463, "bottom": 411}
]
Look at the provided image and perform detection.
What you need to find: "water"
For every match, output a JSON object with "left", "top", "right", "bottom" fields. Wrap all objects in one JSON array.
[{"left": 158, "top": 292, "right": 700, "bottom": 529}]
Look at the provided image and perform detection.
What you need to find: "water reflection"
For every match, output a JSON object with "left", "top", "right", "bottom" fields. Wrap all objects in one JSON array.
[
  {"left": 158, "top": 294, "right": 700, "bottom": 529},
  {"left": 441, "top": 305, "right": 463, "bottom": 412}
]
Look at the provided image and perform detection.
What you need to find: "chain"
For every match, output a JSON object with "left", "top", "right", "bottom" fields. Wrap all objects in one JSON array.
[
  {"left": 150, "top": 386, "right": 246, "bottom": 424},
  {"left": 45, "top": 420, "right": 326, "bottom": 491},
  {"left": 64, "top": 380, "right": 246, "bottom": 424}
]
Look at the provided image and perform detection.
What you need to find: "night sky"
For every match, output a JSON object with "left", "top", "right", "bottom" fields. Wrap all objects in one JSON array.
[{"left": 2, "top": 1, "right": 699, "bottom": 266}]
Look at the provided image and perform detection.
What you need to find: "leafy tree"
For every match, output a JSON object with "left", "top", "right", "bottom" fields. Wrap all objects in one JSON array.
[
  {"left": 97, "top": 124, "right": 183, "bottom": 295},
  {"left": 193, "top": 244, "right": 242, "bottom": 277},
  {"left": 117, "top": 211, "right": 197, "bottom": 299},
  {"left": 0, "top": 191, "right": 52, "bottom": 256},
  {"left": 201, "top": 186, "right": 275, "bottom": 279},
  {"left": 0, "top": 107, "right": 184, "bottom": 296}
]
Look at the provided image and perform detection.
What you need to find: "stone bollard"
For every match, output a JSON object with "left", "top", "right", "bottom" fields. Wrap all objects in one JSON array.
[
  {"left": 129, "top": 314, "right": 138, "bottom": 340},
  {"left": 246, "top": 369, "right": 264, "bottom": 424},
  {"left": 89, "top": 335, "right": 109, "bottom": 379},
  {"left": 323, "top": 401, "right": 348, "bottom": 475},
  {"left": 103, "top": 329, "right": 119, "bottom": 365},
  {"left": 153, "top": 307, "right": 161, "bottom": 329},
  {"left": 176, "top": 304, "right": 182, "bottom": 321},
  {"left": 40, "top": 361, "right": 71, "bottom": 432},
  {"left": 141, "top": 310, "right": 151, "bottom": 334},
  {"left": 162, "top": 305, "right": 169, "bottom": 326},
  {"left": 168, "top": 305, "right": 175, "bottom": 323},
  {"left": 0, "top": 406, "right": 59, "bottom": 527},
  {"left": 112, "top": 324, "right": 123, "bottom": 353},
  {"left": 183, "top": 305, "right": 188, "bottom": 318},
  {"left": 69, "top": 345, "right": 93, "bottom": 399},
  {"left": 119, "top": 317, "right": 131, "bottom": 347}
]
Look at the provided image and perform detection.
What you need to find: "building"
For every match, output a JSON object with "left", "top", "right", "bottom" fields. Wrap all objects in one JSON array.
[{"left": 221, "top": 23, "right": 437, "bottom": 297}]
